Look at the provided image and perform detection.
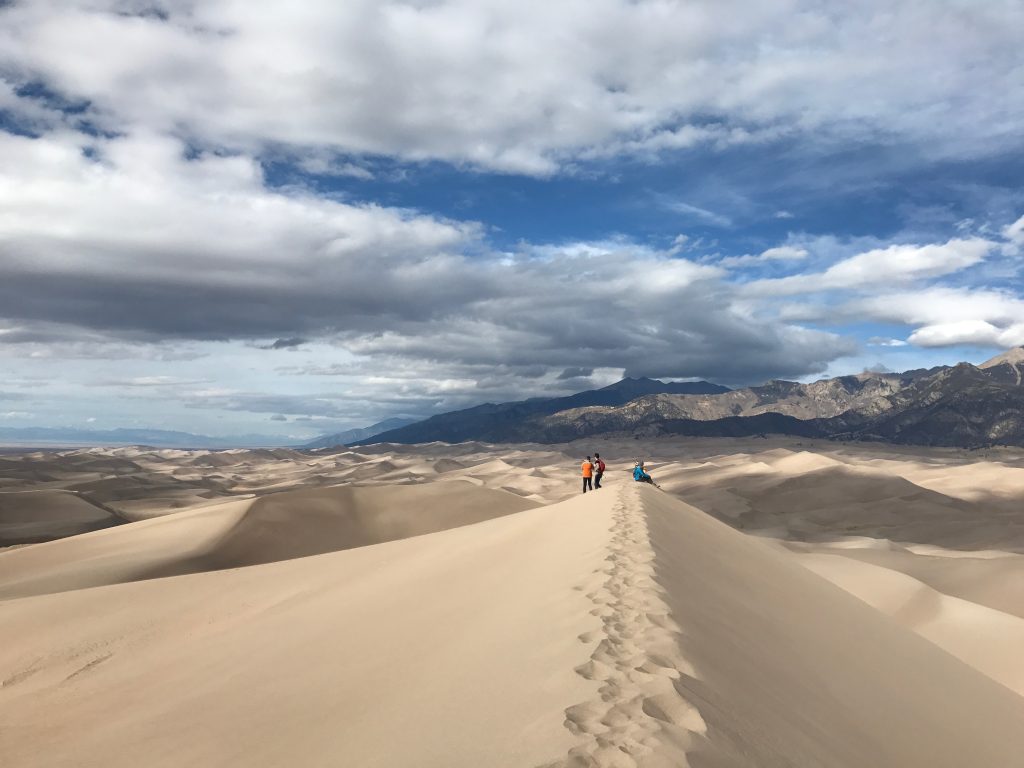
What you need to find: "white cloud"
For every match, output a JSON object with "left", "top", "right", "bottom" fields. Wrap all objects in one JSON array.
[
  {"left": 867, "top": 337, "right": 908, "bottom": 347},
  {"left": 0, "top": 129, "right": 850, "bottom": 387},
  {"left": 772, "top": 284, "right": 1024, "bottom": 351},
  {"left": 853, "top": 287, "right": 1024, "bottom": 327},
  {"left": 1005, "top": 213, "right": 1024, "bottom": 253},
  {"left": 0, "top": 130, "right": 477, "bottom": 324},
  {"left": 720, "top": 245, "right": 808, "bottom": 268},
  {"left": 661, "top": 200, "right": 734, "bottom": 228},
  {"left": 97, "top": 376, "right": 206, "bottom": 388},
  {"left": 761, "top": 247, "right": 809, "bottom": 261},
  {"left": 1, "top": 1, "right": 1021, "bottom": 173},
  {"left": 908, "top": 321, "right": 1024, "bottom": 348},
  {"left": 294, "top": 155, "right": 374, "bottom": 180},
  {"left": 745, "top": 238, "right": 993, "bottom": 296}
]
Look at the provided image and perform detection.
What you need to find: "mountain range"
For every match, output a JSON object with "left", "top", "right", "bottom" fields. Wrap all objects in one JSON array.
[
  {"left": 9, "top": 349, "right": 1023, "bottom": 451},
  {"left": 352, "top": 348, "right": 1024, "bottom": 449},
  {"left": 302, "top": 418, "right": 419, "bottom": 449},
  {"left": 344, "top": 377, "right": 728, "bottom": 447}
]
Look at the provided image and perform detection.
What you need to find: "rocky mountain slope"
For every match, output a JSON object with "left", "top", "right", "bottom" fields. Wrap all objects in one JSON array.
[
  {"left": 351, "top": 348, "right": 1024, "bottom": 449},
  {"left": 356, "top": 377, "right": 728, "bottom": 445},
  {"left": 537, "top": 372, "right": 928, "bottom": 438},
  {"left": 304, "top": 418, "right": 418, "bottom": 450},
  {"left": 828, "top": 361, "right": 1024, "bottom": 446}
]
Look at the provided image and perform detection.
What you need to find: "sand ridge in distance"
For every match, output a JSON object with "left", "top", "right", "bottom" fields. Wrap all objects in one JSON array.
[
  {"left": 0, "top": 489, "right": 121, "bottom": 544},
  {"left": 0, "top": 443, "right": 579, "bottom": 532},
  {"left": 3, "top": 438, "right": 1024, "bottom": 765},
  {"left": 0, "top": 481, "right": 538, "bottom": 601}
]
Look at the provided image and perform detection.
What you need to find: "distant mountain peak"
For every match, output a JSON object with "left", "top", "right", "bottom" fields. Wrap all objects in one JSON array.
[
  {"left": 606, "top": 376, "right": 659, "bottom": 387},
  {"left": 350, "top": 377, "right": 728, "bottom": 446},
  {"left": 980, "top": 347, "right": 1024, "bottom": 369}
]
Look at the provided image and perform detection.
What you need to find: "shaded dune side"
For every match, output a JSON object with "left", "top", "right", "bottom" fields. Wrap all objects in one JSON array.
[
  {"left": 787, "top": 541, "right": 1024, "bottom": 620},
  {"left": 0, "top": 491, "right": 122, "bottom": 545},
  {"left": 795, "top": 551, "right": 1024, "bottom": 696},
  {"left": 147, "top": 481, "right": 540, "bottom": 575},
  {"left": 640, "top": 486, "right": 1024, "bottom": 767},
  {"left": 0, "top": 482, "right": 537, "bottom": 601},
  {"left": 670, "top": 463, "right": 1024, "bottom": 552}
]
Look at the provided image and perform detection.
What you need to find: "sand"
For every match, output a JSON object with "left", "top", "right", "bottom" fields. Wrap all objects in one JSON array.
[
  {"left": 0, "top": 491, "right": 606, "bottom": 768},
  {"left": 0, "top": 482, "right": 537, "bottom": 601},
  {"left": 0, "top": 489, "right": 121, "bottom": 544},
  {"left": 2, "top": 437, "right": 1024, "bottom": 766}
]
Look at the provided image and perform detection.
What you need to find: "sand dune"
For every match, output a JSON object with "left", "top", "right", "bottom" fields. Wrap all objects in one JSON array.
[
  {"left": 3, "top": 484, "right": 1024, "bottom": 766},
  {"left": 0, "top": 490, "right": 608, "bottom": 768},
  {"left": 4, "top": 437, "right": 1024, "bottom": 765},
  {"left": 796, "top": 551, "right": 1024, "bottom": 695},
  {"left": 0, "top": 498, "right": 253, "bottom": 601},
  {"left": 668, "top": 459, "right": 1024, "bottom": 551},
  {"left": 643, "top": 487, "right": 1024, "bottom": 765},
  {"left": 787, "top": 539, "right": 1024, "bottom": 620},
  {"left": 0, "top": 443, "right": 578, "bottom": 541},
  {"left": 0, "top": 490, "right": 121, "bottom": 545},
  {"left": 0, "top": 482, "right": 535, "bottom": 601}
]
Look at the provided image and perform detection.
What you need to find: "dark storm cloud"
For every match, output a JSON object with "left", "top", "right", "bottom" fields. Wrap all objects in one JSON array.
[
  {"left": 263, "top": 337, "right": 307, "bottom": 350},
  {"left": 558, "top": 367, "right": 594, "bottom": 380}
]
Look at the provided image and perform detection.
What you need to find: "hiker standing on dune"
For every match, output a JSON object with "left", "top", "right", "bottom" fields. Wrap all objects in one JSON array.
[
  {"left": 593, "top": 453, "right": 605, "bottom": 489},
  {"left": 582, "top": 455, "right": 594, "bottom": 493}
]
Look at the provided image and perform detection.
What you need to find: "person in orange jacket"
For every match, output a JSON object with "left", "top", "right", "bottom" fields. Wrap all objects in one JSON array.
[{"left": 581, "top": 455, "right": 594, "bottom": 493}]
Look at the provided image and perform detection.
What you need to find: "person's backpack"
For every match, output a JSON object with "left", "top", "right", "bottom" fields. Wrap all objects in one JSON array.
[{"left": 597, "top": 459, "right": 606, "bottom": 473}]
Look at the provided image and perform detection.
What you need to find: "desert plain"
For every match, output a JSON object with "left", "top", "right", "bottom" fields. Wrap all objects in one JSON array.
[{"left": 2, "top": 436, "right": 1024, "bottom": 766}]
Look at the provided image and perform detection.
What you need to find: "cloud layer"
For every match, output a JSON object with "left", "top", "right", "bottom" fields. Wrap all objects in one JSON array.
[
  {"left": 0, "top": 129, "right": 851, "bottom": 388},
  {"left": 1, "top": 1, "right": 1023, "bottom": 434},
  {"left": 2, "top": 0, "right": 1022, "bottom": 173}
]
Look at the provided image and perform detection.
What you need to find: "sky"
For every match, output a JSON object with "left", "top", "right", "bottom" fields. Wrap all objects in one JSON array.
[{"left": 1, "top": 0, "right": 1023, "bottom": 441}]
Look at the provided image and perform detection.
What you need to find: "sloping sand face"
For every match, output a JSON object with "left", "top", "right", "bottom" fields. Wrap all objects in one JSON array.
[
  {"left": 3, "top": 483, "right": 1024, "bottom": 767},
  {"left": 0, "top": 482, "right": 537, "bottom": 601},
  {"left": 0, "top": 490, "right": 612, "bottom": 768},
  {"left": 0, "top": 490, "right": 121, "bottom": 545},
  {"left": 643, "top": 487, "right": 1024, "bottom": 766}
]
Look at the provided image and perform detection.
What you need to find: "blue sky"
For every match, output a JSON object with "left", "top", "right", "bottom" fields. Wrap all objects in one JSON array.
[{"left": 1, "top": 0, "right": 1023, "bottom": 441}]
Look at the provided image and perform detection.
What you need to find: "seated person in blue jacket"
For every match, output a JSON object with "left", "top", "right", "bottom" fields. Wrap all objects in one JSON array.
[{"left": 633, "top": 460, "right": 657, "bottom": 486}]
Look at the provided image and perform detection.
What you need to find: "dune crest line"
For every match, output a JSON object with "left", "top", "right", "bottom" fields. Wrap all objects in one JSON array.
[{"left": 554, "top": 485, "right": 705, "bottom": 767}]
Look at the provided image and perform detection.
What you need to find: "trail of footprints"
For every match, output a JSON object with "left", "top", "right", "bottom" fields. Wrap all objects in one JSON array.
[{"left": 557, "top": 486, "right": 706, "bottom": 768}]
